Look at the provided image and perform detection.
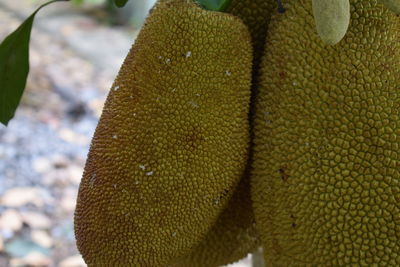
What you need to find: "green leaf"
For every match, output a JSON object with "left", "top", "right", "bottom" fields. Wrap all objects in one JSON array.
[
  {"left": 196, "top": 0, "right": 232, "bottom": 11},
  {"left": 72, "top": 0, "right": 84, "bottom": 5},
  {"left": 114, "top": 0, "right": 129, "bottom": 8},
  {"left": 0, "top": 0, "right": 67, "bottom": 126}
]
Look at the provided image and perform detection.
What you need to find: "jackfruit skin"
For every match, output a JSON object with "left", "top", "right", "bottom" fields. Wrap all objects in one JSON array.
[
  {"left": 172, "top": 167, "right": 258, "bottom": 267},
  {"left": 74, "top": 0, "right": 252, "bottom": 266},
  {"left": 227, "top": 0, "right": 276, "bottom": 71},
  {"left": 253, "top": 0, "right": 400, "bottom": 266},
  {"left": 170, "top": 2, "right": 278, "bottom": 266},
  {"left": 312, "top": 0, "right": 350, "bottom": 45}
]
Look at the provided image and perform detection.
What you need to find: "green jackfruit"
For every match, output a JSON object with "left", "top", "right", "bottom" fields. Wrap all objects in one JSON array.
[
  {"left": 173, "top": 168, "right": 258, "bottom": 267},
  {"left": 312, "top": 0, "right": 350, "bottom": 45},
  {"left": 253, "top": 0, "right": 400, "bottom": 265},
  {"left": 74, "top": 0, "right": 252, "bottom": 266}
]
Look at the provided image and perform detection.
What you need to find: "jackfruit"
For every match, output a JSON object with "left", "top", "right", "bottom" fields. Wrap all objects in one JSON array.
[
  {"left": 172, "top": 167, "right": 258, "bottom": 267},
  {"left": 312, "top": 0, "right": 350, "bottom": 45},
  {"left": 252, "top": 0, "right": 400, "bottom": 265},
  {"left": 171, "top": 1, "right": 277, "bottom": 266},
  {"left": 74, "top": 0, "right": 252, "bottom": 266}
]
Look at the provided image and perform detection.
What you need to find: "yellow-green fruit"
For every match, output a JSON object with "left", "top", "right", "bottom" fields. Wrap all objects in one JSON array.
[
  {"left": 312, "top": 0, "right": 350, "bottom": 45},
  {"left": 382, "top": 0, "right": 400, "bottom": 14},
  {"left": 74, "top": 0, "right": 252, "bottom": 266},
  {"left": 171, "top": 2, "right": 277, "bottom": 266},
  {"left": 173, "top": 168, "right": 258, "bottom": 267},
  {"left": 253, "top": 0, "right": 400, "bottom": 265}
]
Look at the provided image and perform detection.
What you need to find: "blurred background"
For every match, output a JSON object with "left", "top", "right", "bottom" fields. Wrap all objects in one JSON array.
[{"left": 0, "top": 0, "right": 252, "bottom": 266}]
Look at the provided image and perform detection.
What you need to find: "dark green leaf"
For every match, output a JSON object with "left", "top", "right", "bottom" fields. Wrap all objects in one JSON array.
[
  {"left": 114, "top": 0, "right": 129, "bottom": 8},
  {"left": 0, "top": 0, "right": 67, "bottom": 126},
  {"left": 196, "top": 0, "right": 232, "bottom": 11}
]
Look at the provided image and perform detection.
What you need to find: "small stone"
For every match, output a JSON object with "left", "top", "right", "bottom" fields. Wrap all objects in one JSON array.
[
  {"left": 51, "top": 154, "right": 70, "bottom": 169},
  {"left": 25, "top": 252, "right": 52, "bottom": 266},
  {"left": 16, "top": 251, "right": 52, "bottom": 266},
  {"left": 32, "top": 157, "right": 52, "bottom": 174},
  {"left": 228, "top": 253, "right": 252, "bottom": 267},
  {"left": 88, "top": 98, "right": 105, "bottom": 118},
  {"left": 0, "top": 187, "right": 47, "bottom": 207},
  {"left": 42, "top": 169, "right": 67, "bottom": 186},
  {"left": 59, "top": 254, "right": 86, "bottom": 267},
  {"left": 0, "top": 209, "right": 23, "bottom": 233},
  {"left": 61, "top": 188, "right": 78, "bottom": 213},
  {"left": 31, "top": 230, "right": 53, "bottom": 248},
  {"left": 20, "top": 211, "right": 52, "bottom": 229},
  {"left": 58, "top": 128, "right": 89, "bottom": 145},
  {"left": 67, "top": 165, "right": 84, "bottom": 185}
]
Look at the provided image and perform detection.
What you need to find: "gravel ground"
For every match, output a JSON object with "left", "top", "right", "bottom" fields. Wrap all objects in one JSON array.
[{"left": 0, "top": 1, "right": 253, "bottom": 266}]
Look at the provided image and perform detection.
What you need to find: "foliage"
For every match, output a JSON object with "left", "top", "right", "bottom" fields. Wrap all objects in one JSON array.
[{"left": 0, "top": 0, "right": 67, "bottom": 125}]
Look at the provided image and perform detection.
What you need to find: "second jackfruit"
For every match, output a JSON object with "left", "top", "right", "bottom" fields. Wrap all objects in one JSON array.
[{"left": 253, "top": 0, "right": 400, "bottom": 265}]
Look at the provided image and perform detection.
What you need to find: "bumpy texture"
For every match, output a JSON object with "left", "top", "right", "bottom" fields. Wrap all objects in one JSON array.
[
  {"left": 253, "top": 0, "right": 400, "bottom": 265},
  {"left": 171, "top": 1, "right": 277, "bottom": 265},
  {"left": 228, "top": 0, "right": 276, "bottom": 117},
  {"left": 74, "top": 0, "right": 252, "bottom": 266},
  {"left": 312, "top": 0, "right": 350, "bottom": 45},
  {"left": 382, "top": 0, "right": 400, "bottom": 14},
  {"left": 227, "top": 0, "right": 276, "bottom": 72},
  {"left": 172, "top": 168, "right": 258, "bottom": 267}
]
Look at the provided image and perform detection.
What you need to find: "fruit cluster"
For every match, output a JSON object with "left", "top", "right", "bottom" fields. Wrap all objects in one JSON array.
[{"left": 74, "top": 0, "right": 400, "bottom": 266}]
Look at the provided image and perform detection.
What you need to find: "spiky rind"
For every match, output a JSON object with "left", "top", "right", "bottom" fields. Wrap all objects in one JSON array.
[
  {"left": 74, "top": 0, "right": 252, "bottom": 266},
  {"left": 253, "top": 0, "right": 400, "bottom": 265}
]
